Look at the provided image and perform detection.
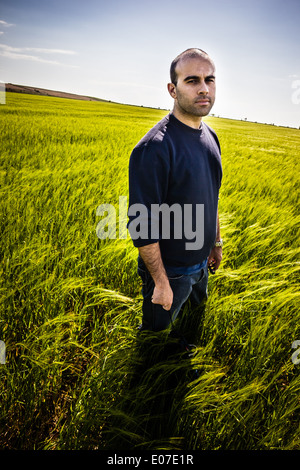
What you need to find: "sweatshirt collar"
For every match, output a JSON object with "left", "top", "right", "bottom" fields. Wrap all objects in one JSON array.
[{"left": 169, "top": 113, "right": 204, "bottom": 135}]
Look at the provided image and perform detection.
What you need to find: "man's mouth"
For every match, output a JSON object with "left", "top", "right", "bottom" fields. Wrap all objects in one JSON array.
[{"left": 195, "top": 98, "right": 210, "bottom": 105}]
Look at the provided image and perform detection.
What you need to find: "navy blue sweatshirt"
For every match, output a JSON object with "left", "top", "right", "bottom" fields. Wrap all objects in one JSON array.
[{"left": 128, "top": 113, "right": 222, "bottom": 268}]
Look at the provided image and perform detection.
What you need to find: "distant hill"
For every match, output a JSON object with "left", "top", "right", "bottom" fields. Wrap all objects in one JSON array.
[{"left": 5, "top": 83, "right": 107, "bottom": 102}]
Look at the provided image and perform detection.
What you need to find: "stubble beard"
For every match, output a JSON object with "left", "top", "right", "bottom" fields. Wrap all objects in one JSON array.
[{"left": 176, "top": 92, "right": 215, "bottom": 118}]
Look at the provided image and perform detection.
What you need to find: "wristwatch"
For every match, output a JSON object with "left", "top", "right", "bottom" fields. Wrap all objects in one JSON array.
[{"left": 215, "top": 239, "right": 223, "bottom": 247}]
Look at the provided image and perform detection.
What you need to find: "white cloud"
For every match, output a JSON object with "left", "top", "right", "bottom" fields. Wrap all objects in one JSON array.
[
  {"left": 15, "top": 46, "right": 75, "bottom": 55},
  {"left": 0, "top": 20, "right": 15, "bottom": 27},
  {"left": 0, "top": 44, "right": 78, "bottom": 67},
  {"left": 0, "top": 17, "right": 77, "bottom": 67},
  {"left": 0, "top": 44, "right": 76, "bottom": 55}
]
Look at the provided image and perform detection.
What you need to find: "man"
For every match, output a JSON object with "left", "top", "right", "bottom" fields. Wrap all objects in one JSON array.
[{"left": 128, "top": 48, "right": 223, "bottom": 332}]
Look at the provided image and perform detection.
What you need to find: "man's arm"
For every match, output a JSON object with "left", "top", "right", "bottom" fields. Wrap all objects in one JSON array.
[
  {"left": 208, "top": 210, "right": 222, "bottom": 271},
  {"left": 138, "top": 242, "right": 173, "bottom": 310}
]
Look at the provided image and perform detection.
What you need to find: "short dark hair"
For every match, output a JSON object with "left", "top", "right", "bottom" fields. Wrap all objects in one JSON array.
[{"left": 170, "top": 48, "right": 213, "bottom": 85}]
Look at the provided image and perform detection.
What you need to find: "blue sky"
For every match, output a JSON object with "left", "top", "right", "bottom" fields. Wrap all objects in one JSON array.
[{"left": 0, "top": 0, "right": 299, "bottom": 127}]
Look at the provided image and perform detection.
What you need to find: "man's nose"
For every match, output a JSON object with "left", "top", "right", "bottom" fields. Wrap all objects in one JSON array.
[{"left": 198, "top": 81, "right": 209, "bottom": 94}]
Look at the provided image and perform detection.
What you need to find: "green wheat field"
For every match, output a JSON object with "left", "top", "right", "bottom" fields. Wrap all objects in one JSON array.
[{"left": 0, "top": 92, "right": 299, "bottom": 450}]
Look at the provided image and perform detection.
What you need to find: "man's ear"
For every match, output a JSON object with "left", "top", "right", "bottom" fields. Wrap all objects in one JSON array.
[{"left": 167, "top": 82, "right": 177, "bottom": 99}]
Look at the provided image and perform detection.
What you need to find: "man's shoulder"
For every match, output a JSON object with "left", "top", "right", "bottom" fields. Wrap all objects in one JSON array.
[
  {"left": 202, "top": 121, "right": 218, "bottom": 138},
  {"left": 129, "top": 114, "right": 172, "bottom": 173},
  {"left": 134, "top": 114, "right": 172, "bottom": 150},
  {"left": 202, "top": 121, "right": 221, "bottom": 152}
]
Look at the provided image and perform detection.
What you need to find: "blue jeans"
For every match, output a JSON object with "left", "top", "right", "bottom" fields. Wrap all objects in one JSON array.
[{"left": 137, "top": 257, "right": 208, "bottom": 332}]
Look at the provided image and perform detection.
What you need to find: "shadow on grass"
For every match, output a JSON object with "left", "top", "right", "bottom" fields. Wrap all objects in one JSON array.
[{"left": 103, "top": 302, "right": 206, "bottom": 450}]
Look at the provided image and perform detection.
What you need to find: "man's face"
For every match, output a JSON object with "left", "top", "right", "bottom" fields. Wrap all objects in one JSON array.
[{"left": 169, "top": 57, "right": 216, "bottom": 118}]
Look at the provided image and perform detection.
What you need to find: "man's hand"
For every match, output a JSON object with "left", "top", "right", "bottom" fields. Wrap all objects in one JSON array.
[
  {"left": 208, "top": 246, "right": 222, "bottom": 273},
  {"left": 152, "top": 280, "right": 173, "bottom": 311},
  {"left": 208, "top": 210, "right": 222, "bottom": 273},
  {"left": 138, "top": 243, "right": 174, "bottom": 310}
]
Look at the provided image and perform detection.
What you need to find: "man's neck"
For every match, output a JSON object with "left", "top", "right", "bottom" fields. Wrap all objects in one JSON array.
[{"left": 172, "top": 108, "right": 202, "bottom": 130}]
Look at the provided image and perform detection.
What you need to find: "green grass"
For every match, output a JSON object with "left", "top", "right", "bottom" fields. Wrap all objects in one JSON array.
[{"left": 0, "top": 92, "right": 299, "bottom": 450}]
